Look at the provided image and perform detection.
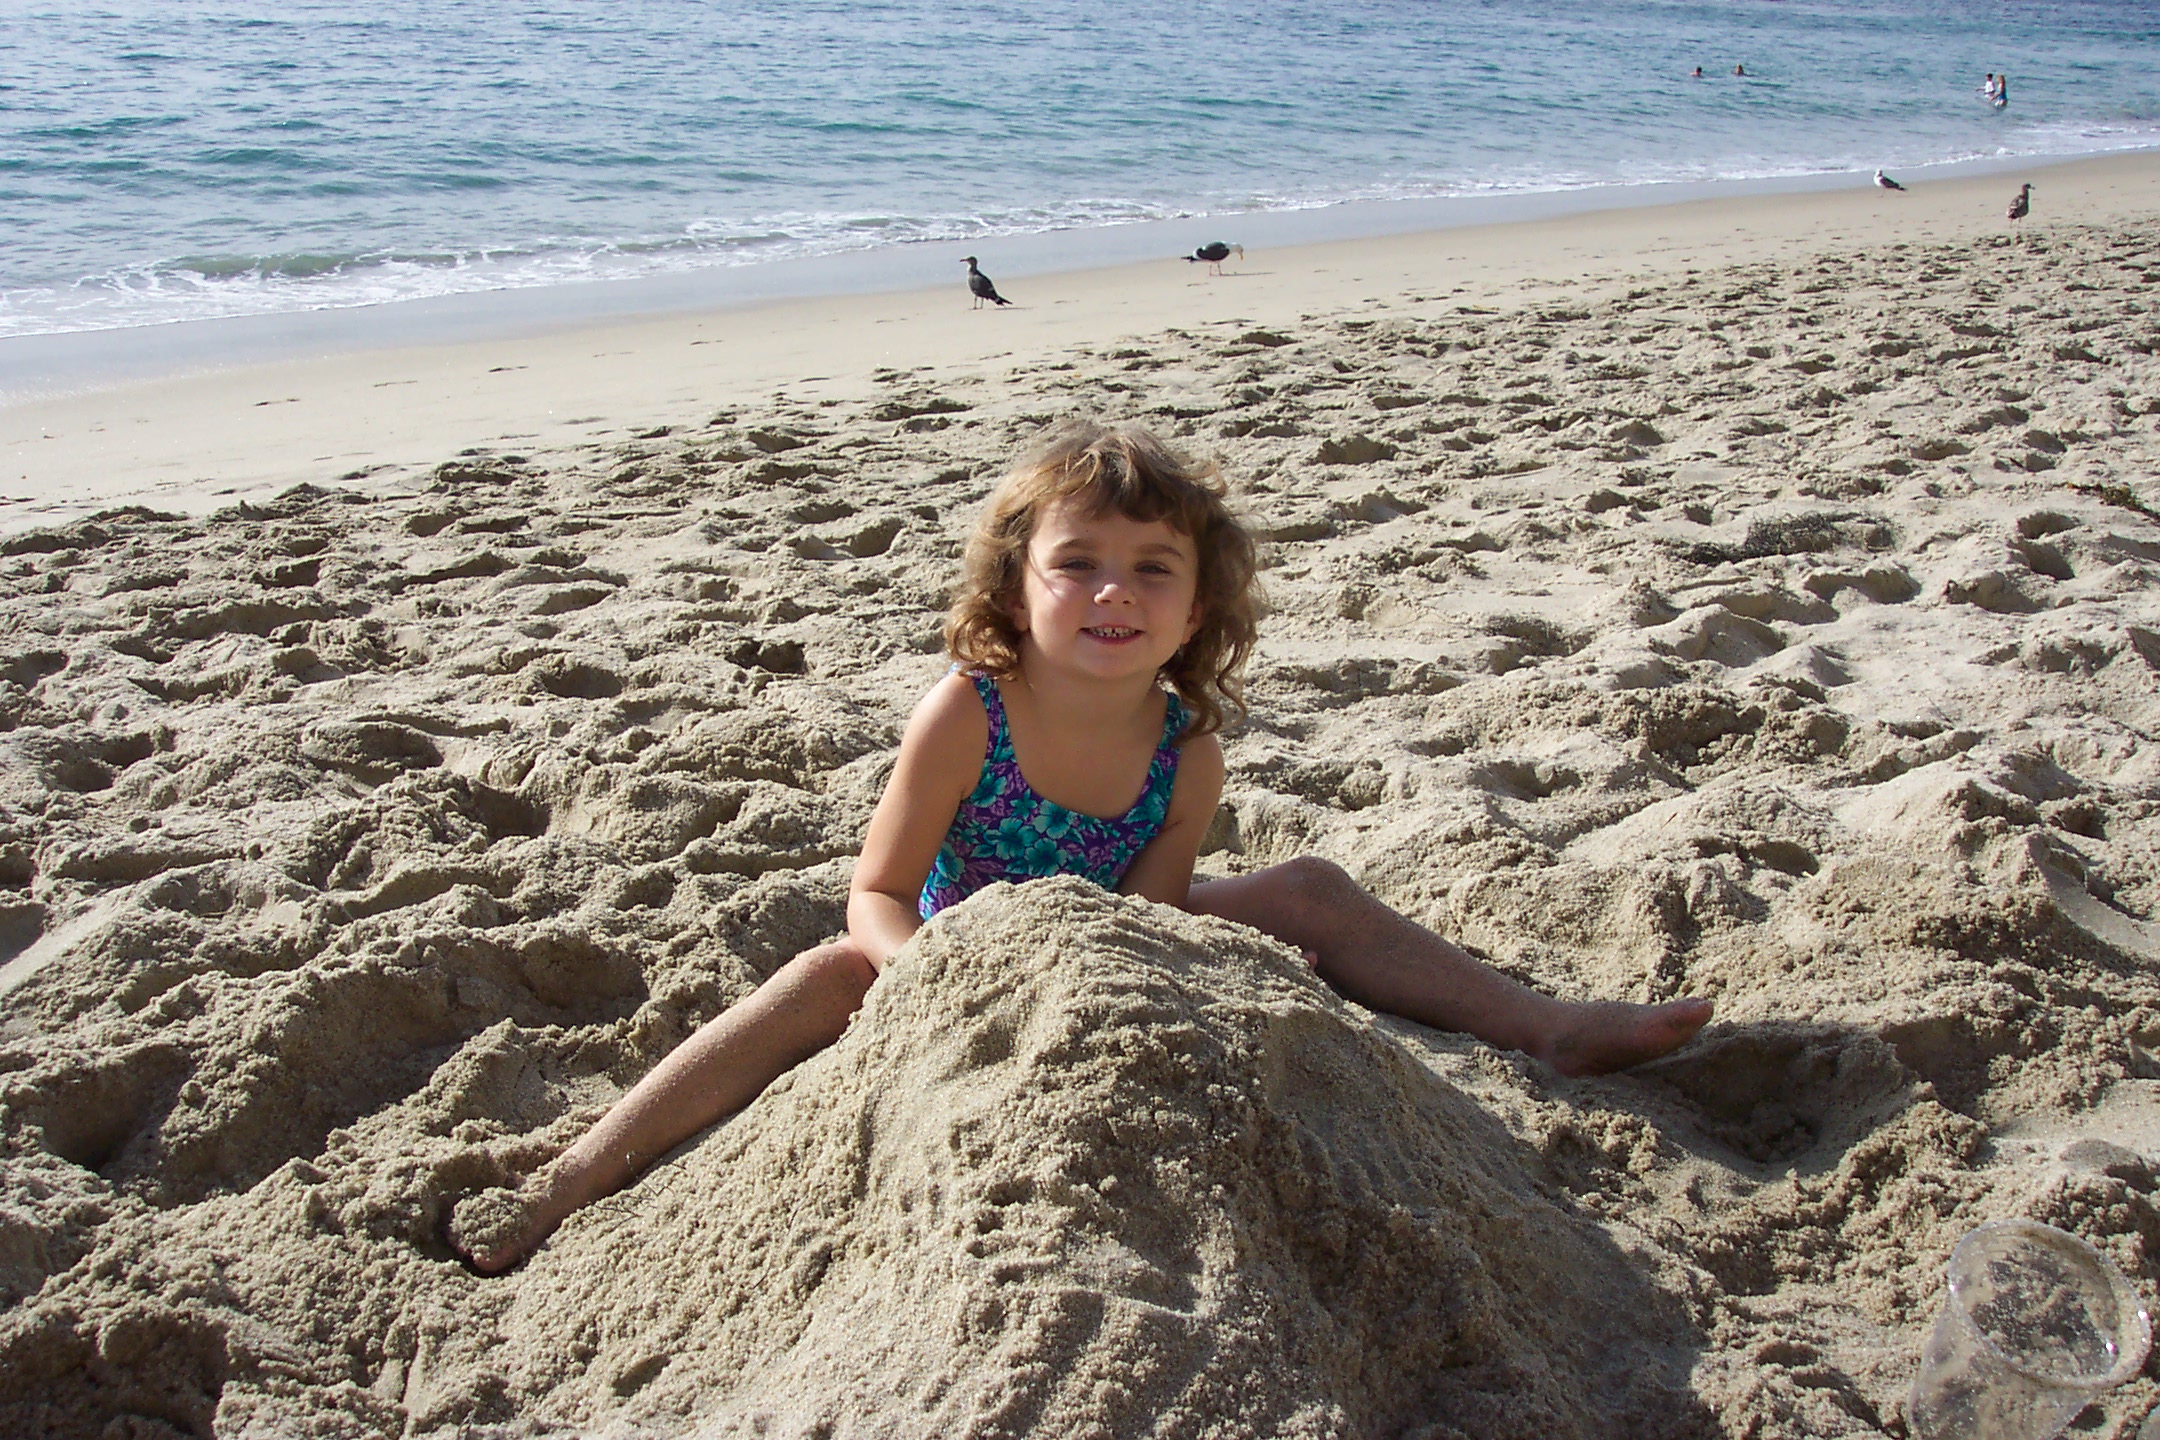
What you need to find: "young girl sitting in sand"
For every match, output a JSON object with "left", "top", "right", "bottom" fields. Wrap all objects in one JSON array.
[{"left": 453, "top": 421, "right": 1711, "bottom": 1273}]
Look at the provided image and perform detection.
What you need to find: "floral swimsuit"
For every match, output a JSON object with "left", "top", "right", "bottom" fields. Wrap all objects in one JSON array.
[{"left": 918, "top": 672, "right": 1186, "bottom": 919}]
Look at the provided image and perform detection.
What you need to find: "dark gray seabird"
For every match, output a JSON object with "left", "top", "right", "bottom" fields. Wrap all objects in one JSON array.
[
  {"left": 2006, "top": 183, "right": 2032, "bottom": 224},
  {"left": 1184, "top": 241, "right": 1244, "bottom": 275},
  {"left": 962, "top": 256, "right": 1011, "bottom": 308}
]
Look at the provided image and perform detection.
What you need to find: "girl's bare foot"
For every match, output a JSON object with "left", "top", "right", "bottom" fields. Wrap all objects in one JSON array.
[
  {"left": 447, "top": 1176, "right": 570, "bottom": 1275},
  {"left": 1536, "top": 997, "right": 1715, "bottom": 1077}
]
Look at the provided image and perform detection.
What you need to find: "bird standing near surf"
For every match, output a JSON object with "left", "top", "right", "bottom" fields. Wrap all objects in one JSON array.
[
  {"left": 2007, "top": 182, "right": 2032, "bottom": 226},
  {"left": 962, "top": 256, "right": 1012, "bottom": 308},
  {"left": 1873, "top": 169, "right": 1905, "bottom": 192},
  {"left": 1184, "top": 242, "right": 1243, "bottom": 275}
]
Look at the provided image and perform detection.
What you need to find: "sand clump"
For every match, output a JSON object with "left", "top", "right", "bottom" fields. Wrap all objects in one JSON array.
[{"left": 0, "top": 221, "right": 2158, "bottom": 1436}]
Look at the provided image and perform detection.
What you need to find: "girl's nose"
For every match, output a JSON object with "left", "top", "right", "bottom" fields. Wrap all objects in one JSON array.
[{"left": 1093, "top": 575, "right": 1134, "bottom": 603}]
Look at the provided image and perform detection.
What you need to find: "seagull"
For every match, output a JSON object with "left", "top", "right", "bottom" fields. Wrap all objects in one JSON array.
[
  {"left": 1184, "top": 241, "right": 1244, "bottom": 275},
  {"left": 1874, "top": 169, "right": 1906, "bottom": 192},
  {"left": 961, "top": 256, "right": 1011, "bottom": 308},
  {"left": 2007, "top": 183, "right": 2032, "bottom": 225}
]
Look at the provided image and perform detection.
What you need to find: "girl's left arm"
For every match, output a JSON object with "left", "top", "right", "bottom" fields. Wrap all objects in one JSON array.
[{"left": 1119, "top": 730, "right": 1225, "bottom": 909}]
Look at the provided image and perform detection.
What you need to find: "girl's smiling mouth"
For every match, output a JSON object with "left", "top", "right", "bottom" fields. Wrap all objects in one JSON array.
[{"left": 1084, "top": 625, "right": 1142, "bottom": 641}]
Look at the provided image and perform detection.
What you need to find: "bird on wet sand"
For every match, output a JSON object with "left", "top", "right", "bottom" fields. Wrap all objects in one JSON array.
[
  {"left": 1874, "top": 169, "right": 1905, "bottom": 192},
  {"left": 1184, "top": 241, "right": 1244, "bottom": 275},
  {"left": 962, "top": 256, "right": 1011, "bottom": 308},
  {"left": 2006, "top": 183, "right": 2032, "bottom": 225}
]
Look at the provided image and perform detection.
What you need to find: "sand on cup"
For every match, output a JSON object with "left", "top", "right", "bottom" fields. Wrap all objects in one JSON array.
[
  {"left": 1909, "top": 1219, "right": 2152, "bottom": 1440},
  {"left": 2, "top": 171, "right": 2160, "bottom": 1436}
]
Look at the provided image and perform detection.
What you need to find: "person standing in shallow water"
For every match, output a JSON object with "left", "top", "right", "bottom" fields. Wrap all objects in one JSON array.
[{"left": 449, "top": 421, "right": 1714, "bottom": 1274}]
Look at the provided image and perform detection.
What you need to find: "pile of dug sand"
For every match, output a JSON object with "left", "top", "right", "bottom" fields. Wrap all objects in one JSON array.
[{"left": 3, "top": 220, "right": 2160, "bottom": 1438}]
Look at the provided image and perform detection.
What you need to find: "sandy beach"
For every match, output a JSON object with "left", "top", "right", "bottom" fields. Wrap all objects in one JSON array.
[{"left": 4, "top": 150, "right": 2160, "bottom": 1437}]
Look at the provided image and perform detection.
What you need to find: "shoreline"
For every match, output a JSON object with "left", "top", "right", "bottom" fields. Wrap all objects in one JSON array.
[
  {"left": 4, "top": 147, "right": 2158, "bottom": 539},
  {"left": 3, "top": 144, "right": 2147, "bottom": 399}
]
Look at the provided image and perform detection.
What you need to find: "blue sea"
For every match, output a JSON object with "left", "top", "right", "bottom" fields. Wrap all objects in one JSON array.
[{"left": 2, "top": 0, "right": 2156, "bottom": 341}]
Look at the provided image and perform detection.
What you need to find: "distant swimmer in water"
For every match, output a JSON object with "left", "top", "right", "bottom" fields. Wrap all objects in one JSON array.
[
  {"left": 1733, "top": 63, "right": 1746, "bottom": 76},
  {"left": 1993, "top": 73, "right": 2009, "bottom": 108},
  {"left": 1690, "top": 65, "right": 1704, "bottom": 79}
]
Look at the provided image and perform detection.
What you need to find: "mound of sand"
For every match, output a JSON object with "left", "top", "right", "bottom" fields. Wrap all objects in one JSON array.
[
  {"left": 479, "top": 880, "right": 1701, "bottom": 1437},
  {"left": 3, "top": 220, "right": 2159, "bottom": 1437}
]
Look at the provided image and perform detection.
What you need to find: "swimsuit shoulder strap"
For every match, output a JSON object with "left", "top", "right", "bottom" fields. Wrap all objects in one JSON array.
[
  {"left": 1157, "top": 690, "right": 1189, "bottom": 752},
  {"left": 971, "top": 670, "right": 1005, "bottom": 730},
  {"left": 966, "top": 671, "right": 1013, "bottom": 769}
]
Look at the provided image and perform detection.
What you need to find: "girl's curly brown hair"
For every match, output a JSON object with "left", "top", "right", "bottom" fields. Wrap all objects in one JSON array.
[{"left": 944, "top": 420, "right": 1261, "bottom": 736}]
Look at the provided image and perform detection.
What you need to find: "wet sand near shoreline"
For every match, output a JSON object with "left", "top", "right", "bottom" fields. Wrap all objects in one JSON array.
[
  {"left": 3, "top": 155, "right": 2160, "bottom": 1437},
  {"left": 6, "top": 152, "right": 2157, "bottom": 536}
]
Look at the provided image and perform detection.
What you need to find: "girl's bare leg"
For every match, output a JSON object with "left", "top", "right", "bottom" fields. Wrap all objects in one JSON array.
[
  {"left": 1188, "top": 858, "right": 1711, "bottom": 1076},
  {"left": 452, "top": 940, "right": 878, "bottom": 1273}
]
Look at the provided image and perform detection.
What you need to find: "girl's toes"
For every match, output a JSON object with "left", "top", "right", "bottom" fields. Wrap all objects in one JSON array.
[{"left": 447, "top": 1188, "right": 543, "bottom": 1275}]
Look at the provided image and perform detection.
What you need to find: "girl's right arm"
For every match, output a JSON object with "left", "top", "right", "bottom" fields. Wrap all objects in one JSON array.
[{"left": 846, "top": 672, "right": 988, "bottom": 970}]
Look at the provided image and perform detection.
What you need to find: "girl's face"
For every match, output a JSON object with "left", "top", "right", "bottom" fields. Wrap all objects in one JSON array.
[{"left": 1008, "top": 498, "right": 1202, "bottom": 686}]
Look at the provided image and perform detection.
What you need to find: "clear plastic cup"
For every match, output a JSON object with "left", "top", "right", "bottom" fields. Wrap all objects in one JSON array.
[{"left": 1909, "top": 1219, "right": 2151, "bottom": 1440}]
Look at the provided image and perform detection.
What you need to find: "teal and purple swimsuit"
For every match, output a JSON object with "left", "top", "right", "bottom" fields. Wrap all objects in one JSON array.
[{"left": 918, "top": 672, "right": 1187, "bottom": 919}]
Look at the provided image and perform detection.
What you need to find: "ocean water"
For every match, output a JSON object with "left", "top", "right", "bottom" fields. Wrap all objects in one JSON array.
[{"left": 2, "top": 0, "right": 2156, "bottom": 340}]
